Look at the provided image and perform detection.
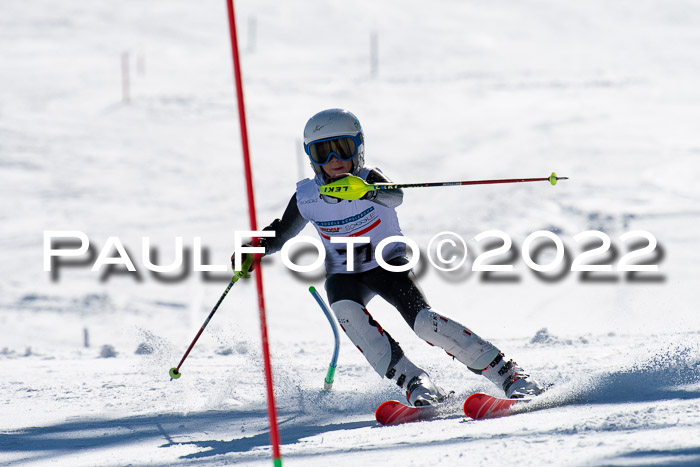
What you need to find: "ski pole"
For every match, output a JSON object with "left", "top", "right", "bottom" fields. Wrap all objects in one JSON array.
[
  {"left": 309, "top": 286, "right": 340, "bottom": 390},
  {"left": 169, "top": 254, "right": 253, "bottom": 380},
  {"left": 320, "top": 172, "right": 569, "bottom": 201}
]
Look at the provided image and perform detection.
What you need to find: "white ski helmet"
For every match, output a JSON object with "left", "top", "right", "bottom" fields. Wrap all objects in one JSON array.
[{"left": 303, "top": 109, "right": 365, "bottom": 175}]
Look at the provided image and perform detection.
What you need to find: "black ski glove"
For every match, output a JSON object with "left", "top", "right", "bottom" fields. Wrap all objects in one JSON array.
[{"left": 361, "top": 190, "right": 378, "bottom": 201}]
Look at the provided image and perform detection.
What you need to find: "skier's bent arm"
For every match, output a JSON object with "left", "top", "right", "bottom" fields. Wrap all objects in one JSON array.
[
  {"left": 231, "top": 193, "right": 307, "bottom": 271},
  {"left": 364, "top": 169, "right": 403, "bottom": 208},
  {"left": 260, "top": 193, "right": 308, "bottom": 255}
]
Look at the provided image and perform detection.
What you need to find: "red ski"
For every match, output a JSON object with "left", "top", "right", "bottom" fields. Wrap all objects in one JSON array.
[
  {"left": 376, "top": 393, "right": 537, "bottom": 425},
  {"left": 375, "top": 400, "right": 439, "bottom": 426},
  {"left": 463, "top": 392, "right": 528, "bottom": 420}
]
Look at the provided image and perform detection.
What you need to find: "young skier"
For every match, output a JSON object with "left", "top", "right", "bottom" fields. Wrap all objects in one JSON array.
[{"left": 235, "top": 108, "right": 544, "bottom": 406}]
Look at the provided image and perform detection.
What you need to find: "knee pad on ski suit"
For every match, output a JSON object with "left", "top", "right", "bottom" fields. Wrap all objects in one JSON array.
[
  {"left": 331, "top": 300, "right": 404, "bottom": 377},
  {"left": 413, "top": 308, "right": 501, "bottom": 371}
]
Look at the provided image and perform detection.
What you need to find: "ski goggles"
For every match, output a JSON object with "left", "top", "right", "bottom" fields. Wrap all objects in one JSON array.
[{"left": 304, "top": 133, "right": 363, "bottom": 166}]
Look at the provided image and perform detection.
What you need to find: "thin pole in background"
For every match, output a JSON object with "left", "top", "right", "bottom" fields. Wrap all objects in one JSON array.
[
  {"left": 370, "top": 31, "right": 378, "bottom": 78},
  {"left": 121, "top": 52, "right": 130, "bottom": 103}
]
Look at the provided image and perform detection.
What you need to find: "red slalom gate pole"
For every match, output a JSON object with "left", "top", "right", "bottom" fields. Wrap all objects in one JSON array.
[{"left": 226, "top": 1, "right": 282, "bottom": 465}]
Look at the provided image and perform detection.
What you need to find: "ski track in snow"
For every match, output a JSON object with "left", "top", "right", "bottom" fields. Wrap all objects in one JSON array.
[{"left": 2, "top": 0, "right": 700, "bottom": 465}]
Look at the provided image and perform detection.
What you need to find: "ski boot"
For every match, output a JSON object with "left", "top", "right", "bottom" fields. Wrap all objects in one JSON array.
[
  {"left": 405, "top": 374, "right": 448, "bottom": 407},
  {"left": 482, "top": 353, "right": 544, "bottom": 399}
]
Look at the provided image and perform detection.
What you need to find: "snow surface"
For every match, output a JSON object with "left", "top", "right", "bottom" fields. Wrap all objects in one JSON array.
[{"left": 2, "top": 0, "right": 700, "bottom": 465}]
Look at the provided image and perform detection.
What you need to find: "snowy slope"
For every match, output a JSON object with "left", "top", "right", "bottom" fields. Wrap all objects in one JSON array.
[{"left": 1, "top": 0, "right": 700, "bottom": 465}]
